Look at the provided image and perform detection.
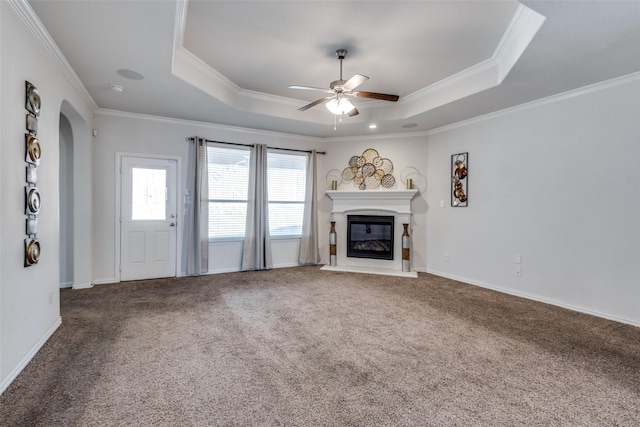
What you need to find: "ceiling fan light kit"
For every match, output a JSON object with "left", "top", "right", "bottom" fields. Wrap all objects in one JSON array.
[
  {"left": 326, "top": 97, "right": 356, "bottom": 115},
  {"left": 289, "top": 49, "right": 399, "bottom": 119}
]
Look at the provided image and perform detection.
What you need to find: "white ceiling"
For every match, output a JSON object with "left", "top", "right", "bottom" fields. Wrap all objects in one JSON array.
[{"left": 28, "top": 0, "right": 640, "bottom": 139}]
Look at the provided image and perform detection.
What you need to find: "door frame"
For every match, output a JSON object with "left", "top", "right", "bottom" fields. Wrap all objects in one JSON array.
[{"left": 115, "top": 152, "right": 182, "bottom": 283}]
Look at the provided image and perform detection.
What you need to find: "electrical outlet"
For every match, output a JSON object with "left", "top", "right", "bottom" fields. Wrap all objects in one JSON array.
[
  {"left": 440, "top": 200, "right": 445, "bottom": 208},
  {"left": 515, "top": 265, "right": 522, "bottom": 276},
  {"left": 443, "top": 254, "right": 449, "bottom": 262}
]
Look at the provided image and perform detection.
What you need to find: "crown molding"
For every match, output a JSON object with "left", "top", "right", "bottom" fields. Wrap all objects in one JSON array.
[
  {"left": 7, "top": 0, "right": 98, "bottom": 111},
  {"left": 95, "top": 70, "right": 640, "bottom": 145},
  {"left": 95, "top": 108, "right": 323, "bottom": 142},
  {"left": 172, "top": 0, "right": 330, "bottom": 125},
  {"left": 493, "top": 4, "right": 546, "bottom": 82},
  {"left": 400, "top": 4, "right": 545, "bottom": 119},
  {"left": 173, "top": 0, "right": 188, "bottom": 51},
  {"left": 325, "top": 129, "right": 430, "bottom": 144},
  {"left": 428, "top": 71, "right": 640, "bottom": 136}
]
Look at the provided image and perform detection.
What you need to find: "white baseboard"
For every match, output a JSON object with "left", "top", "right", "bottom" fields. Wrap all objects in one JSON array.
[
  {"left": 72, "top": 282, "right": 93, "bottom": 290},
  {"left": 272, "top": 262, "right": 301, "bottom": 269},
  {"left": 426, "top": 269, "right": 640, "bottom": 328},
  {"left": 202, "top": 267, "right": 241, "bottom": 275},
  {"left": 205, "top": 263, "right": 306, "bottom": 275},
  {"left": 92, "top": 277, "right": 117, "bottom": 285},
  {"left": 0, "top": 316, "right": 62, "bottom": 395}
]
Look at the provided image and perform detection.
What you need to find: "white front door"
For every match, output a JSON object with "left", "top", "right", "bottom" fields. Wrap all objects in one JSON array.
[{"left": 120, "top": 156, "right": 177, "bottom": 281}]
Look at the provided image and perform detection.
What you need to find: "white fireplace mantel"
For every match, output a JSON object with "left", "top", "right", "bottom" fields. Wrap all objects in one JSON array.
[
  {"left": 325, "top": 189, "right": 418, "bottom": 214},
  {"left": 322, "top": 189, "right": 419, "bottom": 277}
]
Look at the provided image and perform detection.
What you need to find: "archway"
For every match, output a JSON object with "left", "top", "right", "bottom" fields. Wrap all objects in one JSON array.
[
  {"left": 59, "top": 113, "right": 74, "bottom": 287},
  {"left": 59, "top": 101, "right": 92, "bottom": 289}
]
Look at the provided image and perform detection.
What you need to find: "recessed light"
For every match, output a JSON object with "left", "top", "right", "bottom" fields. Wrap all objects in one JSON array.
[
  {"left": 110, "top": 84, "right": 124, "bottom": 93},
  {"left": 117, "top": 69, "right": 144, "bottom": 80},
  {"left": 368, "top": 124, "right": 377, "bottom": 129},
  {"left": 402, "top": 123, "right": 418, "bottom": 129}
]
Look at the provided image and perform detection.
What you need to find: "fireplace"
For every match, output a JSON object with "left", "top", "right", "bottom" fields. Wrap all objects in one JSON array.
[
  {"left": 322, "top": 189, "right": 418, "bottom": 277},
  {"left": 347, "top": 215, "right": 394, "bottom": 260}
]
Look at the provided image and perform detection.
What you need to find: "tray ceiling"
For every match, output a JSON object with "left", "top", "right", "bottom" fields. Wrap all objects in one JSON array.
[{"left": 26, "top": 0, "right": 640, "bottom": 138}]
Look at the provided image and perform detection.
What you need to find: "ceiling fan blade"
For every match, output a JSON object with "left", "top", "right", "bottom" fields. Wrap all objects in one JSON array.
[
  {"left": 342, "top": 74, "right": 369, "bottom": 91},
  {"left": 298, "top": 96, "right": 334, "bottom": 112},
  {"left": 289, "top": 85, "right": 331, "bottom": 93},
  {"left": 354, "top": 91, "right": 399, "bottom": 102},
  {"left": 347, "top": 107, "right": 359, "bottom": 117}
]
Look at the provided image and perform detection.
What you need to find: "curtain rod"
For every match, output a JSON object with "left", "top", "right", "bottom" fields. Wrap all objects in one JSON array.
[{"left": 187, "top": 137, "right": 326, "bottom": 155}]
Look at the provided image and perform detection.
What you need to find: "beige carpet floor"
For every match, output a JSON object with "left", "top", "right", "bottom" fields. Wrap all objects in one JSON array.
[{"left": 1, "top": 266, "right": 639, "bottom": 426}]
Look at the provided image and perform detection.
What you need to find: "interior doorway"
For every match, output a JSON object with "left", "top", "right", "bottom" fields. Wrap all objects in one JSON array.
[
  {"left": 59, "top": 100, "right": 92, "bottom": 289},
  {"left": 59, "top": 113, "right": 74, "bottom": 287}
]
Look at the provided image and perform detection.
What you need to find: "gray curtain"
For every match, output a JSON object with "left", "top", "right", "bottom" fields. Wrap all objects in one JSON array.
[
  {"left": 298, "top": 150, "right": 320, "bottom": 264},
  {"left": 184, "top": 137, "right": 209, "bottom": 275},
  {"left": 241, "top": 144, "right": 272, "bottom": 270}
]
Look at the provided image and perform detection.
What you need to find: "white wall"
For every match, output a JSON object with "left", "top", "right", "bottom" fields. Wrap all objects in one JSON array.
[
  {"left": 318, "top": 135, "right": 429, "bottom": 271},
  {"left": 1, "top": 2, "right": 94, "bottom": 392},
  {"left": 92, "top": 111, "right": 323, "bottom": 283},
  {"left": 426, "top": 73, "right": 640, "bottom": 326}
]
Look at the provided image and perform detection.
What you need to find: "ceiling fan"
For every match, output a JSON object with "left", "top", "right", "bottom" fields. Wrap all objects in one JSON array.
[{"left": 289, "top": 49, "right": 399, "bottom": 117}]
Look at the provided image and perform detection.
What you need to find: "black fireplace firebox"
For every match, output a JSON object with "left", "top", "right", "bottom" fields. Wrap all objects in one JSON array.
[{"left": 347, "top": 215, "right": 394, "bottom": 260}]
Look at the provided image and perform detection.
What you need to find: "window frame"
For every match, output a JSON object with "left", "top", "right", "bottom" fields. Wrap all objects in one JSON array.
[
  {"left": 206, "top": 144, "right": 250, "bottom": 242},
  {"left": 267, "top": 150, "right": 307, "bottom": 240},
  {"left": 206, "top": 144, "right": 308, "bottom": 242}
]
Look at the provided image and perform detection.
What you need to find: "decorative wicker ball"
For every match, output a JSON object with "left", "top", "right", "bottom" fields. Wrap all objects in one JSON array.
[
  {"left": 362, "top": 148, "right": 379, "bottom": 163},
  {"left": 342, "top": 167, "right": 355, "bottom": 181},
  {"left": 381, "top": 174, "right": 396, "bottom": 188},
  {"left": 362, "top": 163, "right": 376, "bottom": 177}
]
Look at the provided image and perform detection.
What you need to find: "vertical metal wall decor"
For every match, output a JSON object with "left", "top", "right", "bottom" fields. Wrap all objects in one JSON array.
[
  {"left": 451, "top": 152, "right": 468, "bottom": 207},
  {"left": 25, "top": 81, "right": 42, "bottom": 266}
]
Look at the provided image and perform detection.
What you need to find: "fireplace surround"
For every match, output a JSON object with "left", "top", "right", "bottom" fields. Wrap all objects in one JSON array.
[{"left": 322, "top": 189, "right": 418, "bottom": 277}]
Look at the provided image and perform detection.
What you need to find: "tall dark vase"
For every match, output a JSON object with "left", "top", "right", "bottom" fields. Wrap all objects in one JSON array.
[
  {"left": 402, "top": 223, "right": 410, "bottom": 272},
  {"left": 329, "top": 221, "right": 337, "bottom": 266}
]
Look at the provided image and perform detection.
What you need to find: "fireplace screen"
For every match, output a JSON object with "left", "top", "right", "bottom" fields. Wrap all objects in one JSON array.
[{"left": 347, "top": 215, "right": 394, "bottom": 260}]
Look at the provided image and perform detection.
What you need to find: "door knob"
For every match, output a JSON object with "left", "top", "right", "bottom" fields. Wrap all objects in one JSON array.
[{"left": 170, "top": 222, "right": 175, "bottom": 227}]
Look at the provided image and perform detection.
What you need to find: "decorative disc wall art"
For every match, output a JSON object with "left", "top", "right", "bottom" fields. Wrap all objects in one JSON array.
[
  {"left": 451, "top": 152, "right": 468, "bottom": 207},
  {"left": 24, "top": 81, "right": 41, "bottom": 266},
  {"left": 341, "top": 148, "right": 396, "bottom": 190}
]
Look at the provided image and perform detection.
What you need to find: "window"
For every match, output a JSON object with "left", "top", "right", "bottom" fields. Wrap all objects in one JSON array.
[
  {"left": 268, "top": 152, "right": 306, "bottom": 238},
  {"left": 131, "top": 167, "right": 166, "bottom": 220},
  {"left": 207, "top": 145, "right": 307, "bottom": 240},
  {"left": 207, "top": 145, "right": 250, "bottom": 240}
]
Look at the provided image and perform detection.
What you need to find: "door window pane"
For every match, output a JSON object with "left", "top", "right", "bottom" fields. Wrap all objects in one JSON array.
[{"left": 131, "top": 167, "right": 166, "bottom": 220}]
